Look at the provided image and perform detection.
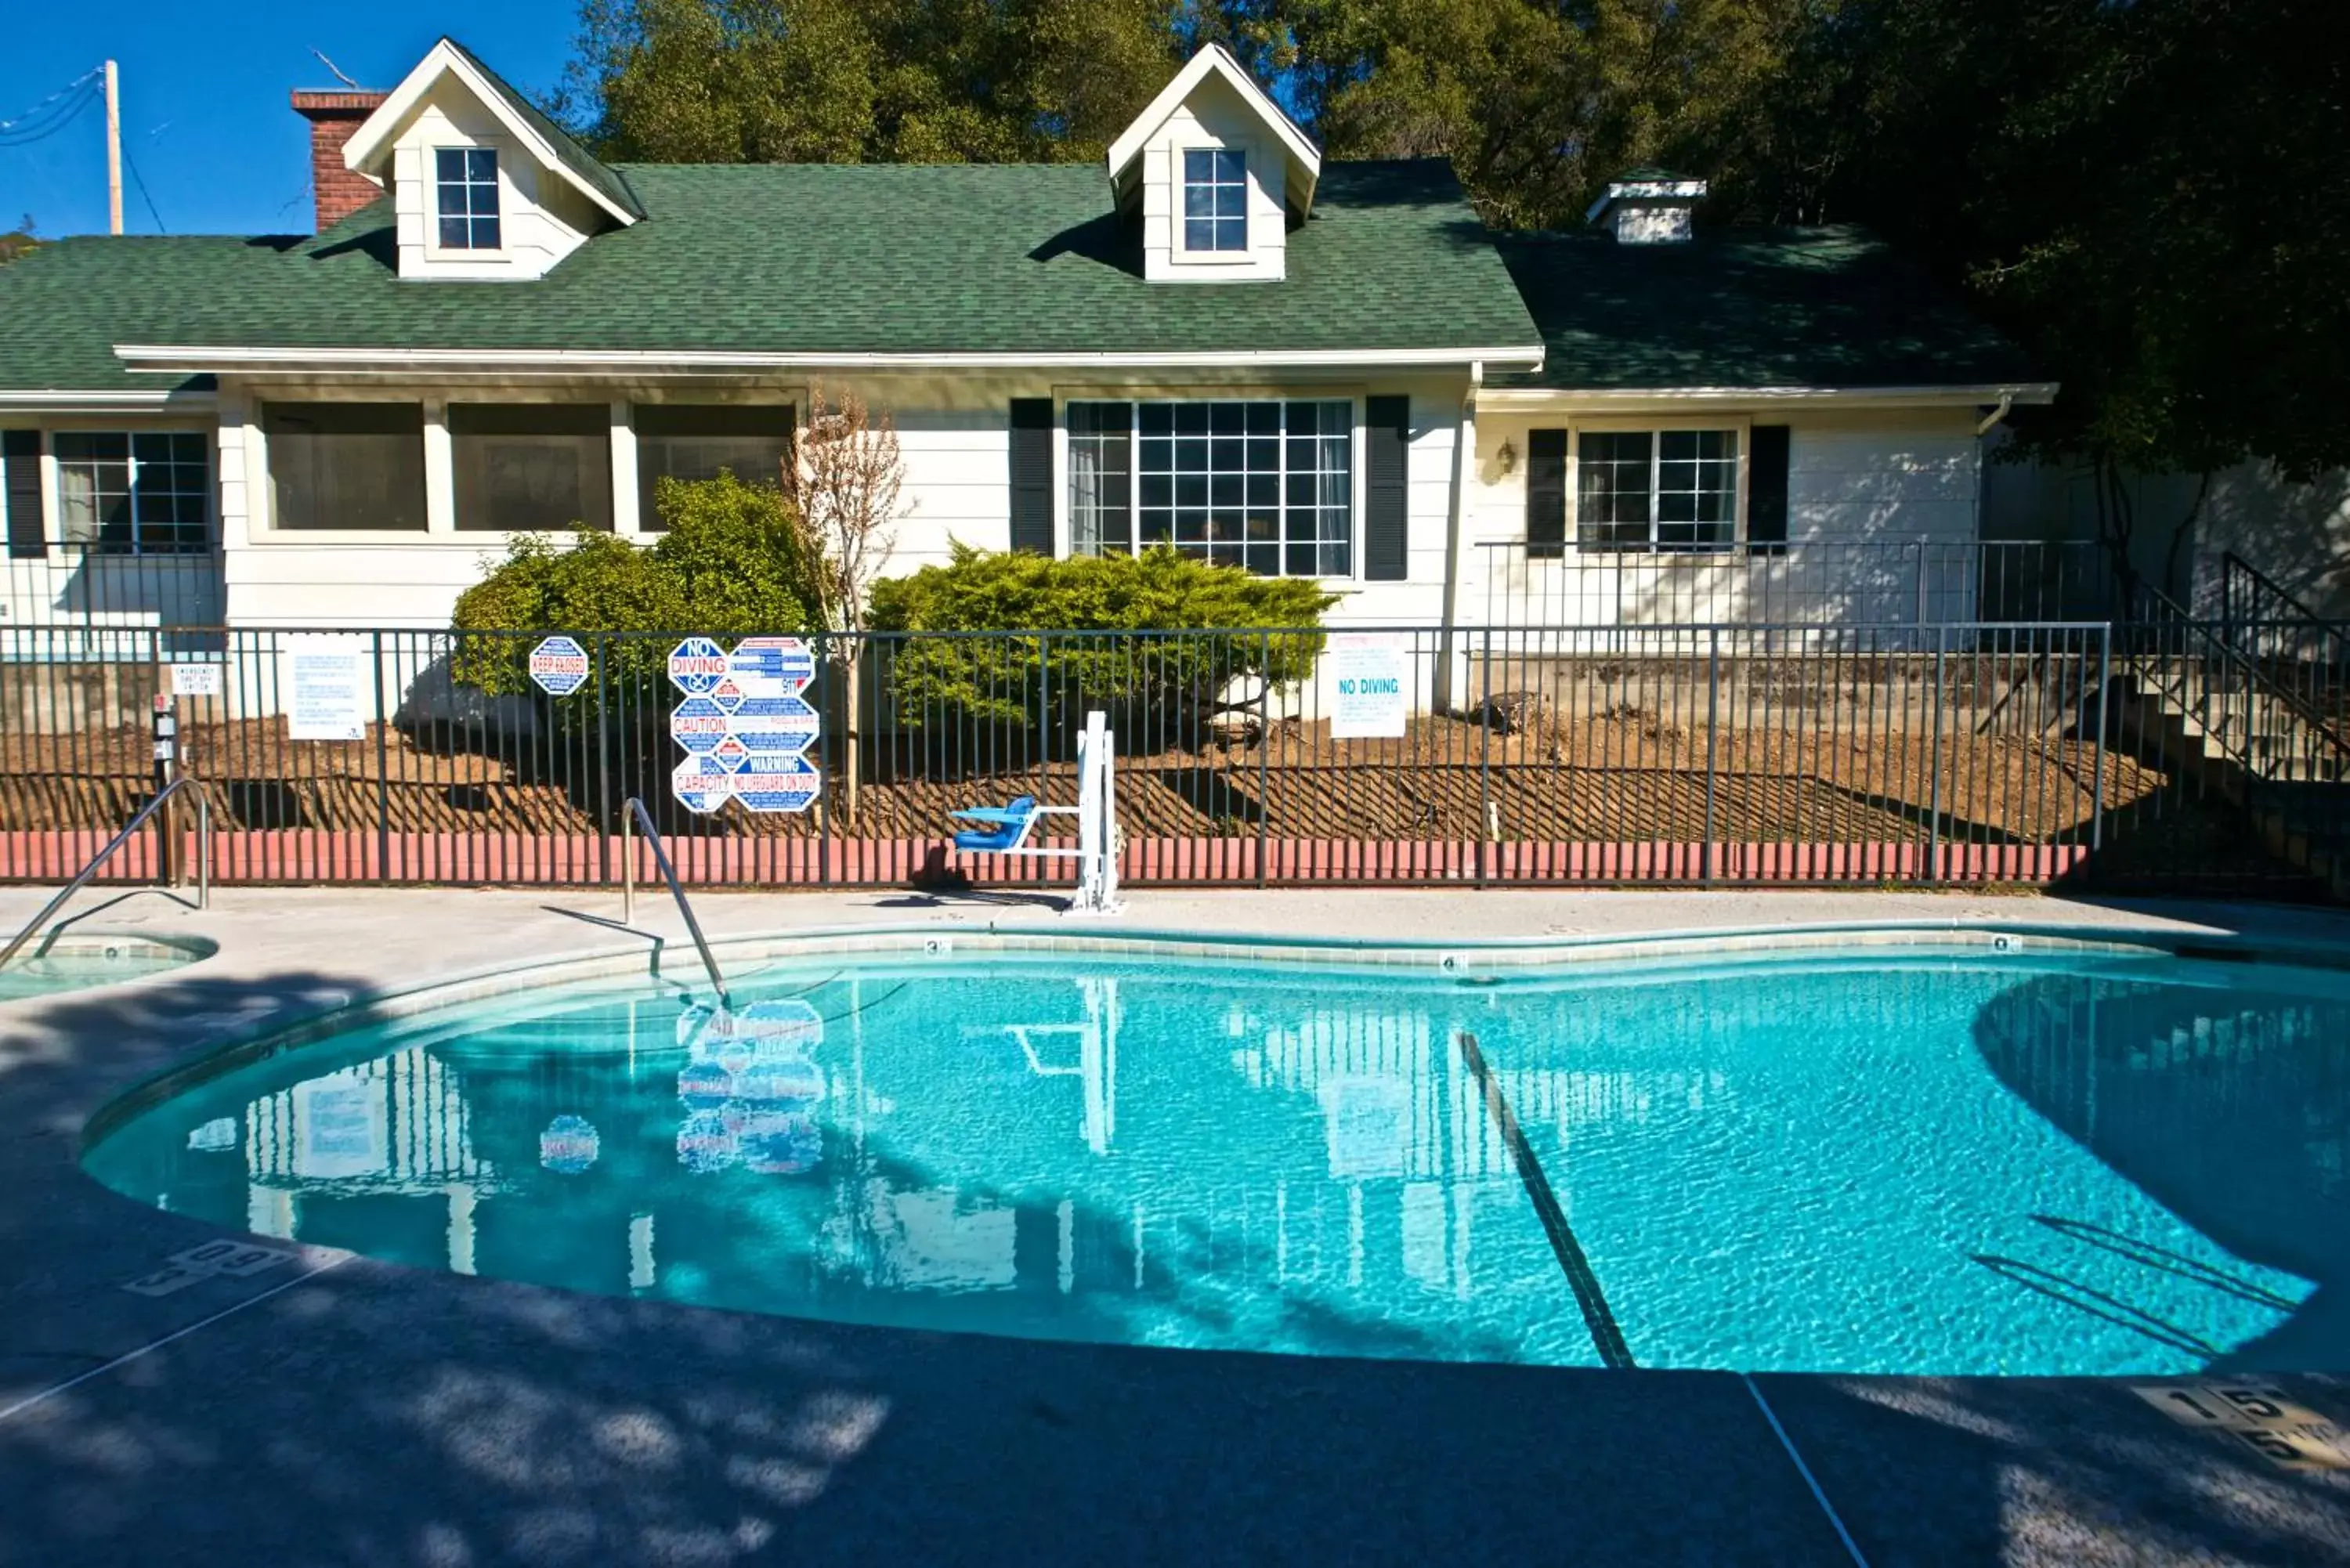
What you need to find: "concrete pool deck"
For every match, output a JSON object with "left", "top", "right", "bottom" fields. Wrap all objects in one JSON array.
[{"left": 2, "top": 884, "right": 2348, "bottom": 1566}]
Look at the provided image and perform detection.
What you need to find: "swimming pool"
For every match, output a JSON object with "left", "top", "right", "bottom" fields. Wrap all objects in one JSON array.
[
  {"left": 0, "top": 936, "right": 207, "bottom": 1003},
  {"left": 81, "top": 932, "right": 2350, "bottom": 1375}
]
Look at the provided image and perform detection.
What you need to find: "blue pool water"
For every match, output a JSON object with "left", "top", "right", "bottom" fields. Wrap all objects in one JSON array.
[
  {"left": 82, "top": 941, "right": 2350, "bottom": 1375},
  {"left": 1, "top": 942, "right": 196, "bottom": 1003}
]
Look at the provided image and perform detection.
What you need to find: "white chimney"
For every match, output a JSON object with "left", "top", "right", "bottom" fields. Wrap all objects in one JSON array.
[{"left": 1586, "top": 172, "right": 1708, "bottom": 244}]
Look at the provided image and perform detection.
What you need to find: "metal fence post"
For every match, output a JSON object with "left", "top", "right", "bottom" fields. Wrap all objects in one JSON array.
[
  {"left": 2090, "top": 624, "right": 2109, "bottom": 858},
  {"left": 1478, "top": 625, "right": 1492, "bottom": 888},
  {"left": 1702, "top": 626, "right": 1719, "bottom": 885},
  {"left": 1914, "top": 543, "right": 1929, "bottom": 627},
  {"left": 1928, "top": 623, "right": 1947, "bottom": 883},
  {"left": 595, "top": 634, "right": 613, "bottom": 887},
  {"left": 371, "top": 629, "right": 392, "bottom": 884},
  {"left": 1258, "top": 630, "right": 1271, "bottom": 887}
]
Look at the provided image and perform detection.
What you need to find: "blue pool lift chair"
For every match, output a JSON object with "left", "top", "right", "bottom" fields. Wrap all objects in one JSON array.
[{"left": 949, "top": 795, "right": 1051, "bottom": 854}]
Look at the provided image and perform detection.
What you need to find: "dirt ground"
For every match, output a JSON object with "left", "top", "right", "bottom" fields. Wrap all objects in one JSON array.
[{"left": 2, "top": 707, "right": 2164, "bottom": 852}]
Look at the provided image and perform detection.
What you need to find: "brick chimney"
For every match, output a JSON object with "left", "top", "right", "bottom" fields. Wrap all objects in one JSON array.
[{"left": 291, "top": 90, "right": 389, "bottom": 233}]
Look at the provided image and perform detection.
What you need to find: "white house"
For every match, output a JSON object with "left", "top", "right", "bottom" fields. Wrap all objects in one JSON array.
[{"left": 0, "top": 38, "right": 2055, "bottom": 652}]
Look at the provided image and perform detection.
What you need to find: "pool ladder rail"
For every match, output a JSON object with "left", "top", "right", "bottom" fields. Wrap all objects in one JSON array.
[
  {"left": 0, "top": 774, "right": 210, "bottom": 972},
  {"left": 620, "top": 796, "right": 732, "bottom": 1009}
]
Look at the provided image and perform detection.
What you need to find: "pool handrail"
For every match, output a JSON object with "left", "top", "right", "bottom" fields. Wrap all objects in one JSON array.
[
  {"left": 620, "top": 796, "right": 732, "bottom": 1008},
  {"left": 0, "top": 774, "right": 210, "bottom": 972}
]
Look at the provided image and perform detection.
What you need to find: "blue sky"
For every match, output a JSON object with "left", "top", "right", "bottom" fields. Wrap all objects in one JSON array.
[{"left": 1, "top": 4, "right": 580, "bottom": 238}]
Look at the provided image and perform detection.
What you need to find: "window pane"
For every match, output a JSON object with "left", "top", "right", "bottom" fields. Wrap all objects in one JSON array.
[
  {"left": 1184, "top": 219, "right": 1217, "bottom": 251},
  {"left": 1577, "top": 432, "right": 1654, "bottom": 551},
  {"left": 633, "top": 403, "right": 794, "bottom": 530},
  {"left": 55, "top": 430, "right": 208, "bottom": 554},
  {"left": 1065, "top": 401, "right": 1133, "bottom": 556},
  {"left": 1654, "top": 429, "right": 1738, "bottom": 551},
  {"left": 1180, "top": 148, "right": 1247, "bottom": 252},
  {"left": 436, "top": 148, "right": 501, "bottom": 251},
  {"left": 266, "top": 404, "right": 427, "bottom": 532},
  {"left": 1126, "top": 399, "right": 1350, "bottom": 576},
  {"left": 450, "top": 404, "right": 612, "bottom": 532}
]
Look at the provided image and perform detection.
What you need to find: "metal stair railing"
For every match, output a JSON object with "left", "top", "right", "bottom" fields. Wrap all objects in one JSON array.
[
  {"left": 620, "top": 796, "right": 731, "bottom": 1007},
  {"left": 2123, "top": 584, "right": 2350, "bottom": 884},
  {"left": 0, "top": 775, "right": 211, "bottom": 970},
  {"left": 2218, "top": 552, "right": 2350, "bottom": 746}
]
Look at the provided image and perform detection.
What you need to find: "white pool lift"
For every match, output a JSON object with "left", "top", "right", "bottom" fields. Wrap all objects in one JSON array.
[{"left": 949, "top": 710, "right": 1123, "bottom": 916}]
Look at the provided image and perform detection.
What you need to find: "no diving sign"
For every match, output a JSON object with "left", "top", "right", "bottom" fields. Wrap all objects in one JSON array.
[{"left": 1329, "top": 634, "right": 1408, "bottom": 739}]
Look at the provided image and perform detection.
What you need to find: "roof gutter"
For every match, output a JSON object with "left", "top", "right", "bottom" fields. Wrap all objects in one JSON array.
[
  {"left": 113, "top": 345, "right": 1549, "bottom": 377},
  {"left": 0, "top": 388, "right": 217, "bottom": 412},
  {"left": 1476, "top": 381, "right": 2058, "bottom": 412}
]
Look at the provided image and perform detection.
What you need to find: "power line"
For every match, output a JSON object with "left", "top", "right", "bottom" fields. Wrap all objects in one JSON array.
[
  {"left": 121, "top": 143, "right": 165, "bottom": 233},
  {"left": 0, "top": 67, "right": 100, "bottom": 141}
]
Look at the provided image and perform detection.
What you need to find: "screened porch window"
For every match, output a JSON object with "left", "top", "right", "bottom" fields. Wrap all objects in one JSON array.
[
  {"left": 52, "top": 432, "right": 210, "bottom": 555},
  {"left": 633, "top": 403, "right": 794, "bottom": 529},
  {"left": 1066, "top": 399, "right": 1352, "bottom": 576},
  {"left": 264, "top": 403, "right": 427, "bottom": 531},
  {"left": 450, "top": 403, "right": 613, "bottom": 533},
  {"left": 1577, "top": 428, "right": 1740, "bottom": 551}
]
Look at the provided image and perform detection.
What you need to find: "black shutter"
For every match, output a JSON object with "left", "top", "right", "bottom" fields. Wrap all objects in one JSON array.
[
  {"left": 3, "top": 430, "right": 42, "bottom": 559},
  {"left": 1363, "top": 395, "right": 1409, "bottom": 580},
  {"left": 1525, "top": 428, "right": 1567, "bottom": 559},
  {"left": 1748, "top": 424, "right": 1791, "bottom": 553},
  {"left": 1008, "top": 399, "right": 1054, "bottom": 555}
]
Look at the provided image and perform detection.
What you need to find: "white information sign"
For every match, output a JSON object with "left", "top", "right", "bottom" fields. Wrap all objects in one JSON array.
[
  {"left": 286, "top": 634, "right": 368, "bottom": 742},
  {"left": 1328, "top": 634, "right": 1409, "bottom": 739},
  {"left": 169, "top": 663, "right": 222, "bottom": 698},
  {"left": 528, "top": 635, "right": 591, "bottom": 697},
  {"left": 667, "top": 634, "right": 826, "bottom": 814}
]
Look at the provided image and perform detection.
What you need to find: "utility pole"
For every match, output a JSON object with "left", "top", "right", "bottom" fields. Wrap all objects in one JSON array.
[{"left": 104, "top": 60, "right": 122, "bottom": 236}]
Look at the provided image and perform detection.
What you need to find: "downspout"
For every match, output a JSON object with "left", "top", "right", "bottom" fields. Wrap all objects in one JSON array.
[
  {"left": 1970, "top": 393, "right": 2016, "bottom": 609},
  {"left": 1437, "top": 362, "right": 1482, "bottom": 714}
]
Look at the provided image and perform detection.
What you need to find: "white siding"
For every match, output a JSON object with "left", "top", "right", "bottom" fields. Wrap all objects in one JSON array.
[
  {"left": 385, "top": 92, "right": 595, "bottom": 283},
  {"left": 1134, "top": 75, "right": 1290, "bottom": 284}
]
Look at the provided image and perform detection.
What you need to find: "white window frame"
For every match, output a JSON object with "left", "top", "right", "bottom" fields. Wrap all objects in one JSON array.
[
  {"left": 1165, "top": 142, "right": 1260, "bottom": 272},
  {"left": 1567, "top": 414, "right": 1752, "bottom": 555},
  {"left": 1179, "top": 146, "right": 1249, "bottom": 255},
  {"left": 1052, "top": 391, "right": 1368, "bottom": 584},
  {"left": 425, "top": 140, "right": 509, "bottom": 260},
  {"left": 47, "top": 425, "right": 215, "bottom": 557}
]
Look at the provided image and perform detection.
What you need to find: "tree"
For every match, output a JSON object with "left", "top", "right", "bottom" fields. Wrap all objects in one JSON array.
[
  {"left": 563, "top": 0, "right": 1189, "bottom": 164},
  {"left": 0, "top": 215, "right": 36, "bottom": 266},
  {"left": 786, "top": 383, "right": 906, "bottom": 823}
]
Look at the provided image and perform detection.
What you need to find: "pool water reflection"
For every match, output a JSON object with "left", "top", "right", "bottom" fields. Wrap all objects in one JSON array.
[{"left": 82, "top": 945, "right": 2350, "bottom": 1374}]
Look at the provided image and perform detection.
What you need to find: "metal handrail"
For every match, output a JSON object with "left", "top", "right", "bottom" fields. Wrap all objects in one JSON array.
[
  {"left": 0, "top": 775, "right": 211, "bottom": 971},
  {"left": 2221, "top": 551, "right": 2350, "bottom": 668},
  {"left": 620, "top": 796, "right": 730, "bottom": 1007}
]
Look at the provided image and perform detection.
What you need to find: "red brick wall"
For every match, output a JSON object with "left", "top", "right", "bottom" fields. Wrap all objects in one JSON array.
[{"left": 291, "top": 90, "right": 389, "bottom": 233}]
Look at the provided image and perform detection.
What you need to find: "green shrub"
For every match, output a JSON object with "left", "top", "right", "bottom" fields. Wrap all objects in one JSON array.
[
  {"left": 449, "top": 472, "right": 817, "bottom": 700},
  {"left": 866, "top": 544, "right": 1333, "bottom": 728}
]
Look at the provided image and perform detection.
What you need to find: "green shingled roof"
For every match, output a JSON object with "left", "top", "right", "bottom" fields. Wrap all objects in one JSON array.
[
  {"left": 0, "top": 161, "right": 1536, "bottom": 392},
  {"left": 1490, "top": 226, "right": 2037, "bottom": 390}
]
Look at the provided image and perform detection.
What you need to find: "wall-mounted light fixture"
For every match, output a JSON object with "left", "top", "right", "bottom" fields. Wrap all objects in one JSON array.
[{"left": 1496, "top": 437, "right": 1517, "bottom": 475}]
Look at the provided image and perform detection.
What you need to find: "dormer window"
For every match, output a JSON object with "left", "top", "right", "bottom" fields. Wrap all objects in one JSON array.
[
  {"left": 435, "top": 148, "right": 501, "bottom": 250},
  {"left": 1182, "top": 150, "right": 1248, "bottom": 253}
]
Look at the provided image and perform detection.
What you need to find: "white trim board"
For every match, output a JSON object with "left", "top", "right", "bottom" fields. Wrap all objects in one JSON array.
[
  {"left": 112, "top": 345, "right": 1545, "bottom": 375},
  {"left": 1477, "top": 382, "right": 2059, "bottom": 411}
]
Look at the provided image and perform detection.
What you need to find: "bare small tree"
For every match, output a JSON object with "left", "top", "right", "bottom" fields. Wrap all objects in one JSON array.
[{"left": 785, "top": 381, "right": 904, "bottom": 823}]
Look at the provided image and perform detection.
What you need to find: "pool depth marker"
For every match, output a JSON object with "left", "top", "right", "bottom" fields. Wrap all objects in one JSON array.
[{"left": 1454, "top": 1031, "right": 1635, "bottom": 1369}]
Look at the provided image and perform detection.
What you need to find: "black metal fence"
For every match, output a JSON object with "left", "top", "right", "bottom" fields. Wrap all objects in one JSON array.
[
  {"left": 1476, "top": 539, "right": 2118, "bottom": 631},
  {"left": 20, "top": 616, "right": 2333, "bottom": 895}
]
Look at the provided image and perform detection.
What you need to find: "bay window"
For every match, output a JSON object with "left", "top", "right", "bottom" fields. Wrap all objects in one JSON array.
[
  {"left": 1067, "top": 399, "right": 1352, "bottom": 576},
  {"left": 264, "top": 403, "right": 427, "bottom": 531},
  {"left": 450, "top": 403, "right": 612, "bottom": 533},
  {"left": 1577, "top": 428, "right": 1740, "bottom": 552},
  {"left": 52, "top": 432, "right": 210, "bottom": 555}
]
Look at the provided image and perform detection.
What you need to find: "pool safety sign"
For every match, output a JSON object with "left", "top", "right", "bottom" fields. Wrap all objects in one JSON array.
[
  {"left": 1328, "top": 634, "right": 1408, "bottom": 739},
  {"left": 667, "top": 636, "right": 822, "bottom": 813},
  {"left": 286, "top": 634, "right": 369, "bottom": 742},
  {"left": 528, "top": 635, "right": 591, "bottom": 697}
]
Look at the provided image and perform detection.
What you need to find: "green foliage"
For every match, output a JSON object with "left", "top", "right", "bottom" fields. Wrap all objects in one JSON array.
[
  {"left": 866, "top": 543, "right": 1333, "bottom": 726},
  {"left": 563, "top": 0, "right": 1188, "bottom": 164},
  {"left": 449, "top": 472, "right": 816, "bottom": 700},
  {"left": 0, "top": 215, "right": 35, "bottom": 266}
]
